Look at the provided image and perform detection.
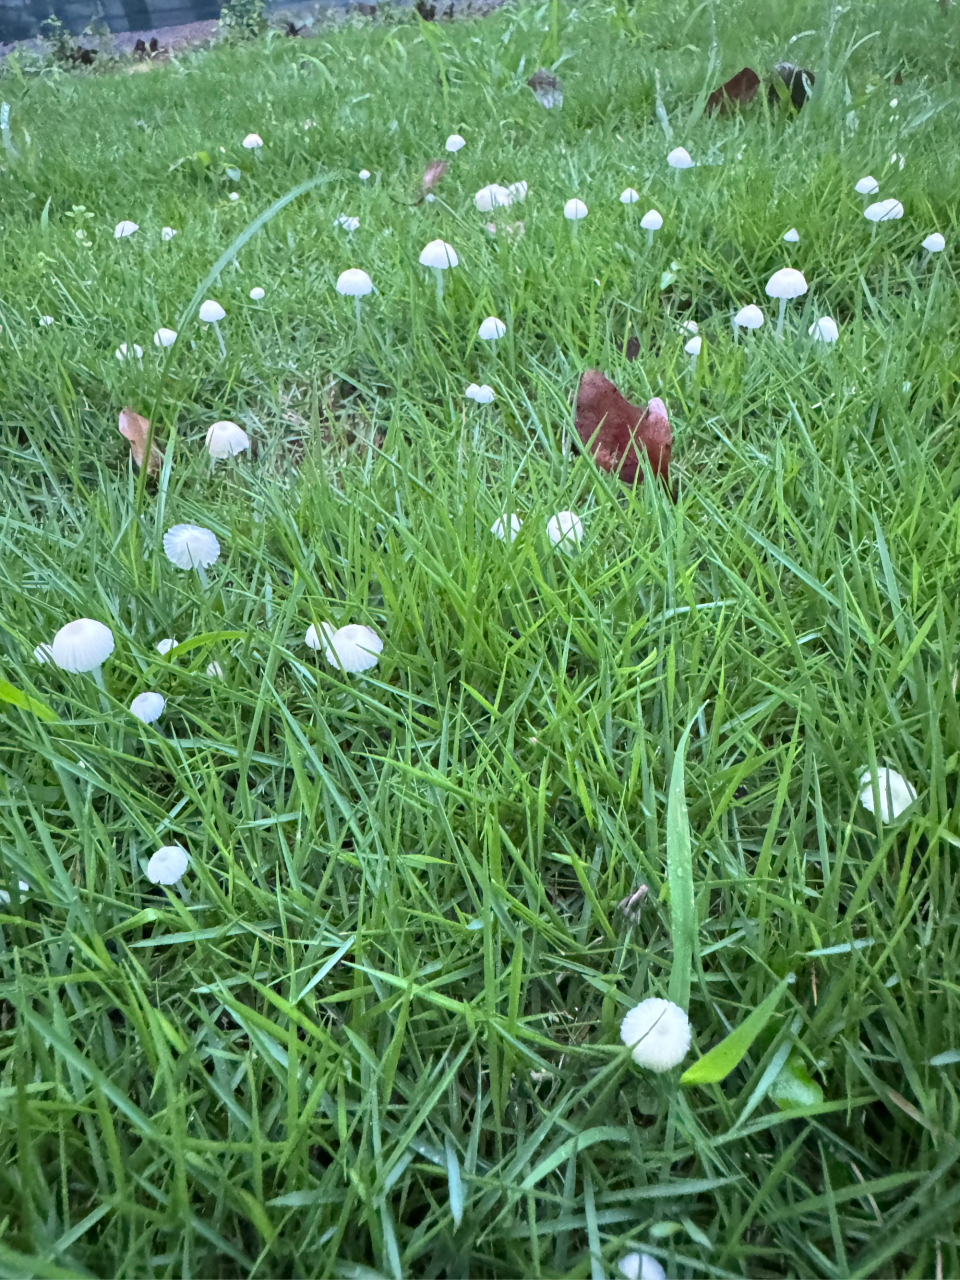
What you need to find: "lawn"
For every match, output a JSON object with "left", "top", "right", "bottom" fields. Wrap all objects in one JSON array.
[{"left": 0, "top": 0, "right": 959, "bottom": 1274}]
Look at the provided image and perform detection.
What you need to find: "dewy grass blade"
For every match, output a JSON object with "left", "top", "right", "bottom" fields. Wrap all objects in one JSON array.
[
  {"left": 681, "top": 974, "right": 793, "bottom": 1086},
  {"left": 667, "top": 713, "right": 699, "bottom": 1012}
]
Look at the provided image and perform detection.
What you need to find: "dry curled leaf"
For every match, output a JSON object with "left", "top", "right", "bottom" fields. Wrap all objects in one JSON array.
[
  {"left": 707, "top": 66, "right": 761, "bottom": 114},
  {"left": 574, "top": 370, "right": 671, "bottom": 486},
  {"left": 118, "top": 406, "right": 162, "bottom": 475}
]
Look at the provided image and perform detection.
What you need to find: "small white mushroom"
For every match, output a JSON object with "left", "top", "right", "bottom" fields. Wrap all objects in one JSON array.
[
  {"left": 474, "top": 184, "right": 512, "bottom": 213},
  {"left": 864, "top": 198, "right": 904, "bottom": 224},
  {"left": 242, "top": 133, "right": 263, "bottom": 150},
  {"left": 618, "top": 1252, "right": 666, "bottom": 1280},
  {"left": 478, "top": 316, "right": 506, "bottom": 341},
  {"left": 858, "top": 767, "right": 916, "bottom": 822},
  {"left": 619, "top": 188, "right": 639, "bottom": 205},
  {"left": 667, "top": 146, "right": 694, "bottom": 170},
  {"left": 334, "top": 214, "right": 360, "bottom": 234},
  {"left": 161, "top": 226, "right": 178, "bottom": 241},
  {"left": 130, "top": 691, "right": 165, "bottom": 724},
  {"left": 336, "top": 268, "right": 375, "bottom": 325},
  {"left": 308, "top": 622, "right": 383, "bottom": 674},
  {"left": 734, "top": 304, "right": 764, "bottom": 341},
  {"left": 419, "top": 239, "right": 459, "bottom": 299},
  {"left": 563, "top": 198, "right": 588, "bottom": 225},
  {"left": 922, "top": 232, "right": 945, "bottom": 254},
  {"left": 114, "top": 220, "right": 139, "bottom": 239},
  {"left": 546, "top": 511, "right": 583, "bottom": 554},
  {"left": 51, "top": 618, "right": 115, "bottom": 693},
  {"left": 466, "top": 384, "right": 495, "bottom": 404},
  {"left": 765, "top": 267, "right": 808, "bottom": 338},
  {"left": 249, "top": 286, "right": 265, "bottom": 300},
  {"left": 783, "top": 227, "right": 800, "bottom": 243},
  {"left": 147, "top": 844, "right": 189, "bottom": 885},
  {"left": 154, "top": 327, "right": 177, "bottom": 348},
  {"left": 199, "top": 299, "right": 227, "bottom": 358},
  {"left": 115, "top": 342, "right": 144, "bottom": 361},
  {"left": 163, "top": 524, "right": 221, "bottom": 588},
  {"left": 358, "top": 169, "right": 371, "bottom": 181},
  {"left": 855, "top": 175, "right": 879, "bottom": 196},
  {"left": 205, "top": 420, "right": 250, "bottom": 460},
  {"left": 620, "top": 997, "right": 691, "bottom": 1071},
  {"left": 640, "top": 208, "right": 663, "bottom": 246},
  {"left": 156, "top": 637, "right": 178, "bottom": 656},
  {"left": 809, "top": 316, "right": 839, "bottom": 343},
  {"left": 491, "top": 514, "right": 521, "bottom": 542},
  {"left": 206, "top": 661, "right": 224, "bottom": 679},
  {"left": 445, "top": 133, "right": 466, "bottom": 152}
]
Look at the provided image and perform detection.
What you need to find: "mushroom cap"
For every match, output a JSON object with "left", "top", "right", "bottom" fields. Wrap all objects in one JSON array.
[
  {"left": 156, "top": 637, "right": 178, "bottom": 655},
  {"left": 765, "top": 267, "right": 808, "bottom": 299},
  {"left": 205, "top": 420, "right": 250, "bottom": 459},
  {"left": 474, "top": 184, "right": 512, "bottom": 212},
  {"left": 640, "top": 208, "right": 663, "bottom": 231},
  {"left": 858, "top": 767, "right": 916, "bottom": 821},
  {"left": 199, "top": 299, "right": 226, "bottom": 323},
  {"left": 334, "top": 215, "right": 360, "bottom": 233},
  {"left": 154, "top": 327, "right": 177, "bottom": 348},
  {"left": 38, "top": 316, "right": 55, "bottom": 327},
  {"left": 249, "top": 286, "right": 265, "bottom": 300},
  {"left": 478, "top": 316, "right": 506, "bottom": 341},
  {"left": 358, "top": 169, "right": 371, "bottom": 180},
  {"left": 855, "top": 175, "right": 879, "bottom": 195},
  {"left": 735, "top": 304, "right": 765, "bottom": 329},
  {"left": 506, "top": 180, "right": 528, "bottom": 203},
  {"left": 336, "top": 268, "right": 374, "bottom": 298},
  {"left": 161, "top": 226, "right": 178, "bottom": 241},
  {"left": 228, "top": 192, "right": 240, "bottom": 202},
  {"left": 51, "top": 619, "right": 115, "bottom": 674},
  {"left": 419, "top": 239, "right": 459, "bottom": 269},
  {"left": 466, "top": 383, "right": 495, "bottom": 404},
  {"left": 922, "top": 232, "right": 945, "bottom": 253},
  {"left": 317, "top": 623, "right": 383, "bottom": 673},
  {"left": 618, "top": 1253, "right": 666, "bottom": 1280},
  {"left": 206, "top": 661, "right": 224, "bottom": 679},
  {"left": 130, "top": 691, "right": 165, "bottom": 724},
  {"left": 304, "top": 623, "right": 322, "bottom": 651},
  {"left": 563, "top": 198, "right": 588, "bottom": 221},
  {"left": 667, "top": 146, "right": 694, "bottom": 169},
  {"left": 684, "top": 335, "right": 702, "bottom": 356},
  {"left": 445, "top": 133, "right": 466, "bottom": 152},
  {"left": 620, "top": 997, "right": 691, "bottom": 1071},
  {"left": 809, "top": 316, "right": 839, "bottom": 343},
  {"left": 33, "top": 642, "right": 54, "bottom": 664},
  {"left": 115, "top": 342, "right": 144, "bottom": 361},
  {"left": 114, "top": 220, "right": 139, "bottom": 239},
  {"left": 678, "top": 319, "right": 698, "bottom": 337},
  {"left": 864, "top": 198, "right": 903, "bottom": 223},
  {"left": 546, "top": 510, "right": 583, "bottom": 552},
  {"left": 783, "top": 227, "right": 800, "bottom": 242},
  {"left": 491, "top": 514, "right": 522, "bottom": 542},
  {"left": 147, "top": 844, "right": 189, "bottom": 885},
  {"left": 620, "top": 187, "right": 640, "bottom": 205},
  {"left": 163, "top": 523, "right": 221, "bottom": 570},
  {"left": 242, "top": 132, "right": 263, "bottom": 149}
]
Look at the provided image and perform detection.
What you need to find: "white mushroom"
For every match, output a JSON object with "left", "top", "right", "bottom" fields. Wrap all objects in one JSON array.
[
  {"left": 922, "top": 232, "right": 945, "bottom": 254},
  {"left": 130, "top": 691, "right": 165, "bottom": 724},
  {"left": 783, "top": 227, "right": 800, "bottom": 243},
  {"left": 491, "top": 514, "right": 521, "bottom": 542},
  {"left": 51, "top": 618, "right": 115, "bottom": 692},
  {"left": 764, "top": 267, "right": 808, "bottom": 338},
  {"left": 163, "top": 524, "right": 221, "bottom": 588},
  {"left": 563, "top": 198, "right": 588, "bottom": 227},
  {"left": 855, "top": 175, "right": 879, "bottom": 196},
  {"left": 419, "top": 239, "right": 459, "bottom": 299},
  {"left": 858, "top": 767, "right": 916, "bottom": 822},
  {"left": 618, "top": 1252, "right": 666, "bottom": 1280},
  {"left": 33, "top": 642, "right": 54, "bottom": 664},
  {"left": 864, "top": 198, "right": 904, "bottom": 224},
  {"left": 308, "top": 622, "right": 383, "bottom": 674},
  {"left": 334, "top": 215, "right": 360, "bottom": 234},
  {"left": 336, "top": 268, "right": 375, "bottom": 325},
  {"left": 115, "top": 342, "right": 144, "bottom": 361},
  {"left": 161, "top": 226, "right": 178, "bottom": 241},
  {"left": 619, "top": 188, "right": 640, "bottom": 205},
  {"left": 114, "top": 220, "right": 139, "bottom": 239},
  {"left": 147, "top": 844, "right": 189, "bottom": 885},
  {"left": 242, "top": 133, "right": 263, "bottom": 149},
  {"left": 154, "top": 327, "right": 177, "bottom": 349},
  {"left": 249, "top": 286, "right": 265, "bottom": 300},
  {"left": 474, "top": 184, "right": 512, "bottom": 213},
  {"left": 199, "top": 299, "right": 227, "bottom": 359},
  {"left": 156, "top": 637, "right": 178, "bottom": 655},
  {"left": 358, "top": 169, "right": 371, "bottom": 181},
  {"left": 734, "top": 304, "right": 764, "bottom": 341},
  {"left": 667, "top": 146, "right": 694, "bottom": 170},
  {"left": 445, "top": 133, "right": 466, "bottom": 152},
  {"left": 809, "top": 316, "right": 839, "bottom": 343},
  {"left": 466, "top": 384, "right": 495, "bottom": 404},
  {"left": 640, "top": 208, "right": 663, "bottom": 246},
  {"left": 506, "top": 181, "right": 528, "bottom": 204},
  {"left": 546, "top": 511, "right": 583, "bottom": 554},
  {"left": 205, "top": 420, "right": 250, "bottom": 460},
  {"left": 620, "top": 997, "right": 691, "bottom": 1071},
  {"left": 478, "top": 316, "right": 506, "bottom": 341}
]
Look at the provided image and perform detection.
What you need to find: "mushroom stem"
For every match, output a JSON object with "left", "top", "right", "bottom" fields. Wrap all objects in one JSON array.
[
  {"left": 91, "top": 665, "right": 109, "bottom": 712},
  {"left": 432, "top": 267, "right": 444, "bottom": 301},
  {"left": 646, "top": 228, "right": 655, "bottom": 248},
  {"left": 212, "top": 320, "right": 226, "bottom": 360},
  {"left": 354, "top": 297, "right": 363, "bottom": 330},
  {"left": 775, "top": 297, "right": 787, "bottom": 339},
  {"left": 570, "top": 222, "right": 579, "bottom": 242}
]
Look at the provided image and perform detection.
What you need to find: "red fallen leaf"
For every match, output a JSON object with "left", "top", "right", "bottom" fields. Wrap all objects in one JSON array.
[
  {"left": 707, "top": 66, "right": 761, "bottom": 114},
  {"left": 118, "top": 406, "right": 162, "bottom": 475},
  {"left": 574, "top": 370, "right": 671, "bottom": 485}
]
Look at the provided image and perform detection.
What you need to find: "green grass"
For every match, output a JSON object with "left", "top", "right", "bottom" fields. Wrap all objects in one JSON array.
[{"left": 1, "top": 0, "right": 960, "bottom": 1274}]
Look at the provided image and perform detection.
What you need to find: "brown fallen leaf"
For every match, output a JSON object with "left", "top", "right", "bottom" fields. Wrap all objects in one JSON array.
[
  {"left": 706, "top": 66, "right": 761, "bottom": 114},
  {"left": 574, "top": 370, "right": 671, "bottom": 486},
  {"left": 118, "top": 406, "right": 162, "bottom": 475},
  {"left": 527, "top": 69, "right": 564, "bottom": 109}
]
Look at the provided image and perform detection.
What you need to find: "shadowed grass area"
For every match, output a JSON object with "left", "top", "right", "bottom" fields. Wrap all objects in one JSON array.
[{"left": 0, "top": 0, "right": 959, "bottom": 1275}]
